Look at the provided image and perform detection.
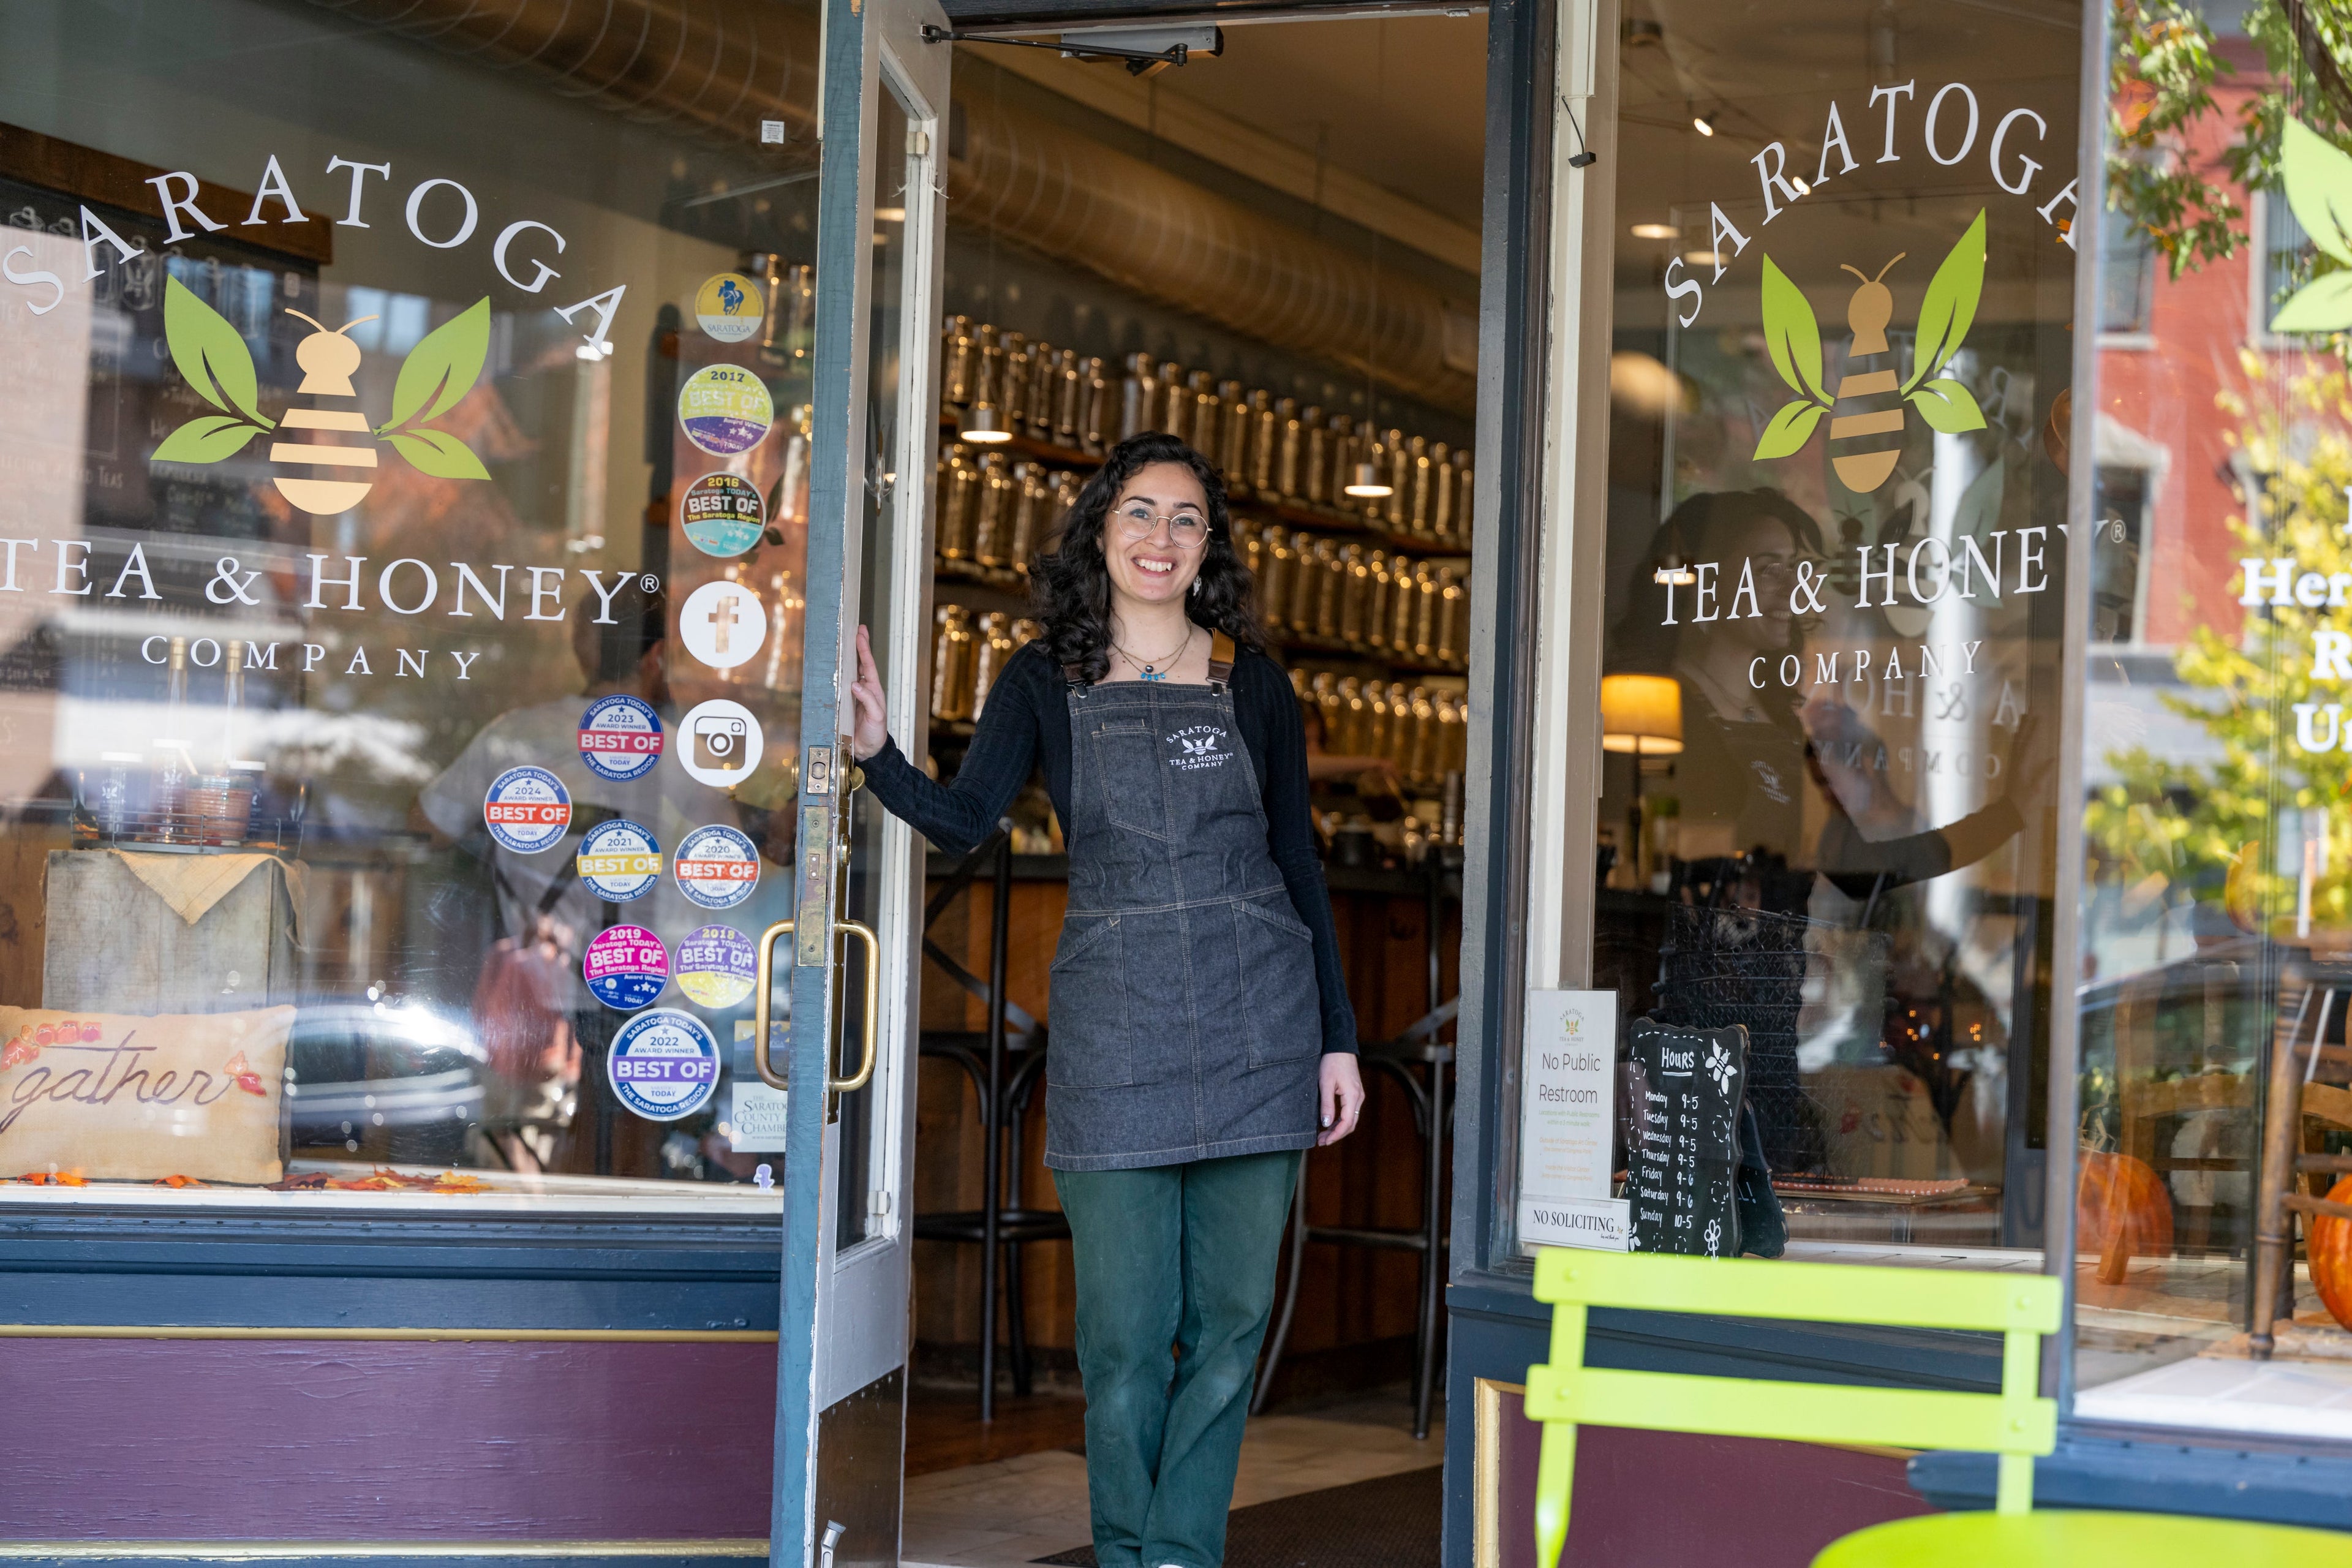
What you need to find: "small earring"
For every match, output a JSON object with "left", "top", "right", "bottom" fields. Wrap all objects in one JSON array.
[{"left": 1190, "top": 576, "right": 1202, "bottom": 597}]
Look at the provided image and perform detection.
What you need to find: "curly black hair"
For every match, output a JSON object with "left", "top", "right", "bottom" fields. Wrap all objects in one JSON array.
[{"left": 1030, "top": 431, "right": 1263, "bottom": 684}]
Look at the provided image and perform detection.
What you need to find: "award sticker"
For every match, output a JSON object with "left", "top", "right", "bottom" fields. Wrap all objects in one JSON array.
[
  {"left": 674, "top": 824, "right": 761, "bottom": 909},
  {"left": 577, "top": 694, "right": 664, "bottom": 782},
  {"left": 695, "top": 272, "right": 765, "bottom": 344},
  {"left": 678, "top": 363, "right": 774, "bottom": 456},
  {"left": 677, "top": 698, "right": 763, "bottom": 787},
  {"left": 576, "top": 819, "right": 663, "bottom": 902},
  {"left": 680, "top": 472, "right": 766, "bottom": 559},
  {"left": 483, "top": 766, "right": 571, "bottom": 854},
  {"left": 583, "top": 924, "right": 669, "bottom": 1011},
  {"left": 679, "top": 579, "right": 767, "bottom": 670},
  {"left": 606, "top": 1008, "right": 721, "bottom": 1121},
  {"left": 676, "top": 924, "right": 757, "bottom": 1008}
]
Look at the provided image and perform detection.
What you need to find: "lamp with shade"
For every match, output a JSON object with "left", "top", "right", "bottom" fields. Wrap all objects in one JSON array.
[{"left": 1600, "top": 673, "right": 1683, "bottom": 758}]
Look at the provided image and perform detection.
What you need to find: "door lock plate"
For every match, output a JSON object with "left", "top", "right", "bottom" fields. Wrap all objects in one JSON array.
[{"left": 798, "top": 805, "right": 831, "bottom": 967}]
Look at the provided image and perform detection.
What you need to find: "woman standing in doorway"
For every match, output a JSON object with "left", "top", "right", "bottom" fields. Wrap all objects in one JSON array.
[{"left": 850, "top": 431, "right": 1364, "bottom": 1568}]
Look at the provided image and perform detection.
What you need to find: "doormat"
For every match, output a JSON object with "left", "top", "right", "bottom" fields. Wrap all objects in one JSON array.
[{"left": 1031, "top": 1464, "right": 1442, "bottom": 1567}]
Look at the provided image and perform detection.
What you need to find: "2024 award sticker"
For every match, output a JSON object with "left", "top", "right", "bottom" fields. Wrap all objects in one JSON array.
[
  {"left": 606, "top": 1008, "right": 720, "bottom": 1121},
  {"left": 582, "top": 924, "right": 669, "bottom": 1011},
  {"left": 674, "top": 824, "right": 760, "bottom": 910},
  {"left": 577, "top": 693, "right": 664, "bottom": 782},
  {"left": 676, "top": 924, "right": 757, "bottom": 1008},
  {"left": 677, "top": 363, "right": 773, "bottom": 456},
  {"left": 695, "top": 272, "right": 764, "bottom": 344},
  {"left": 483, "top": 766, "right": 571, "bottom": 854},
  {"left": 680, "top": 472, "right": 766, "bottom": 559},
  {"left": 576, "top": 819, "right": 663, "bottom": 902}
]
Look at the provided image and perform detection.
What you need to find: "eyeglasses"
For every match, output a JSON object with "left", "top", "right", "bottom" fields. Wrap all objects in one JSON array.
[{"left": 1110, "top": 503, "right": 1210, "bottom": 548}]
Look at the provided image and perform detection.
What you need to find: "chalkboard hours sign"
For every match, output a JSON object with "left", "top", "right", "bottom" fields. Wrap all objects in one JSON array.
[{"left": 1624, "top": 1019, "right": 1749, "bottom": 1257}]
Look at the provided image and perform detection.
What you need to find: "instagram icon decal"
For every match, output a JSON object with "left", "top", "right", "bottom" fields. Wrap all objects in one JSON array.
[{"left": 677, "top": 698, "right": 763, "bottom": 788}]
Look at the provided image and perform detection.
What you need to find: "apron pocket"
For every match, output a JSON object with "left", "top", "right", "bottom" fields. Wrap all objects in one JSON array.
[
  {"left": 1233, "top": 897, "right": 1322, "bottom": 1068},
  {"left": 1047, "top": 914, "right": 1133, "bottom": 1087},
  {"left": 1087, "top": 718, "right": 1171, "bottom": 840}
]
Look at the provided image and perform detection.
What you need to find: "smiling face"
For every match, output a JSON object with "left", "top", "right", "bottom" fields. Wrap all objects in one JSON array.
[{"left": 1101, "top": 461, "right": 1210, "bottom": 609}]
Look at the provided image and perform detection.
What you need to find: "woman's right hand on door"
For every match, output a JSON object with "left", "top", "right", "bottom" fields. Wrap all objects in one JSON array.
[{"left": 850, "top": 625, "right": 890, "bottom": 761}]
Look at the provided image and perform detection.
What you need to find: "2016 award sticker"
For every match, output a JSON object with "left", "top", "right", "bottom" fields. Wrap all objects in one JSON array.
[
  {"left": 577, "top": 694, "right": 664, "bottom": 782},
  {"left": 676, "top": 924, "right": 757, "bottom": 1008},
  {"left": 680, "top": 472, "right": 766, "bottom": 559},
  {"left": 606, "top": 1008, "right": 720, "bottom": 1121},
  {"left": 695, "top": 273, "right": 764, "bottom": 344},
  {"left": 576, "top": 819, "right": 663, "bottom": 902},
  {"left": 679, "top": 579, "right": 766, "bottom": 670},
  {"left": 582, "top": 925, "right": 669, "bottom": 1011},
  {"left": 674, "top": 824, "right": 761, "bottom": 909},
  {"left": 678, "top": 364, "right": 774, "bottom": 456},
  {"left": 483, "top": 766, "right": 571, "bottom": 854}
]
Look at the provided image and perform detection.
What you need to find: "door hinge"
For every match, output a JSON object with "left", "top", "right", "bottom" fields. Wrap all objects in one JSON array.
[
  {"left": 907, "top": 127, "right": 930, "bottom": 157},
  {"left": 869, "top": 1189, "right": 893, "bottom": 1217}
]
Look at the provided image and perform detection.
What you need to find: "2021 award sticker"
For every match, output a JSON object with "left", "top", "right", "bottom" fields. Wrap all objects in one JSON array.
[
  {"left": 606, "top": 1008, "right": 720, "bottom": 1121},
  {"left": 677, "top": 363, "right": 774, "bottom": 456},
  {"left": 680, "top": 472, "right": 766, "bottom": 559},
  {"left": 695, "top": 272, "right": 764, "bottom": 344},
  {"left": 582, "top": 924, "right": 669, "bottom": 1011},
  {"left": 674, "top": 824, "right": 761, "bottom": 910},
  {"left": 575, "top": 819, "right": 663, "bottom": 902},
  {"left": 483, "top": 766, "right": 571, "bottom": 854},
  {"left": 679, "top": 579, "right": 766, "bottom": 670},
  {"left": 676, "top": 924, "right": 757, "bottom": 1008},
  {"left": 577, "top": 693, "right": 664, "bottom": 782},
  {"left": 677, "top": 698, "right": 763, "bottom": 788}
]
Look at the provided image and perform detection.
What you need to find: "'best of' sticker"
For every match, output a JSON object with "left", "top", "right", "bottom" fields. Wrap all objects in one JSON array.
[
  {"left": 680, "top": 472, "right": 767, "bottom": 559},
  {"left": 483, "top": 766, "right": 571, "bottom": 854},
  {"left": 578, "top": 695, "right": 665, "bottom": 782},
  {"left": 576, "top": 819, "right": 663, "bottom": 902},
  {"left": 678, "top": 364, "right": 774, "bottom": 456},
  {"left": 673, "top": 824, "right": 761, "bottom": 909},
  {"left": 607, "top": 1008, "right": 722, "bottom": 1120},
  {"left": 583, "top": 925, "right": 669, "bottom": 1011},
  {"left": 676, "top": 924, "right": 758, "bottom": 1008}
]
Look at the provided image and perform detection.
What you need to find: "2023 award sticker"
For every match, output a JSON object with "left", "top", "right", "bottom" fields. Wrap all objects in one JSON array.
[
  {"left": 577, "top": 693, "right": 664, "bottom": 782},
  {"left": 575, "top": 819, "right": 663, "bottom": 902},
  {"left": 676, "top": 924, "right": 757, "bottom": 1008},
  {"left": 678, "top": 579, "right": 766, "bottom": 671},
  {"left": 674, "top": 824, "right": 760, "bottom": 910},
  {"left": 582, "top": 924, "right": 669, "bottom": 1011},
  {"left": 677, "top": 363, "right": 773, "bottom": 457},
  {"left": 483, "top": 766, "right": 571, "bottom": 854},
  {"left": 677, "top": 697, "right": 763, "bottom": 788},
  {"left": 606, "top": 1008, "right": 720, "bottom": 1121},
  {"left": 680, "top": 472, "right": 766, "bottom": 559}
]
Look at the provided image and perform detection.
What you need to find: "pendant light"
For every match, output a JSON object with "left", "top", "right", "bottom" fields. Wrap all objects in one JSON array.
[
  {"left": 1342, "top": 30, "right": 1395, "bottom": 503},
  {"left": 958, "top": 399, "right": 1011, "bottom": 443}
]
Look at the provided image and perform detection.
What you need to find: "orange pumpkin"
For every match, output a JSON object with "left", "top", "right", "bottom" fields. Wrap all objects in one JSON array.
[
  {"left": 2077, "top": 1151, "right": 2173, "bottom": 1286},
  {"left": 2307, "top": 1175, "right": 2352, "bottom": 1331}
]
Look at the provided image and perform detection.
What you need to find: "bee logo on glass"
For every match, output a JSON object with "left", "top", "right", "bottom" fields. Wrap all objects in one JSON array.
[{"left": 150, "top": 276, "right": 492, "bottom": 514}]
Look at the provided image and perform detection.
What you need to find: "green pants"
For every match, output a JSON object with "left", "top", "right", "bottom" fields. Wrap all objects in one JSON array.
[{"left": 1054, "top": 1149, "right": 1302, "bottom": 1568}]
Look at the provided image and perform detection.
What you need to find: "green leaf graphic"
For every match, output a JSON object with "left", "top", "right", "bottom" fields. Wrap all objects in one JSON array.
[
  {"left": 381, "top": 298, "right": 491, "bottom": 435},
  {"left": 163, "top": 277, "right": 273, "bottom": 429},
  {"left": 1908, "top": 377, "right": 1988, "bottom": 434},
  {"left": 151, "top": 413, "right": 265, "bottom": 465},
  {"left": 385, "top": 428, "right": 492, "bottom": 480},
  {"left": 2270, "top": 271, "right": 2352, "bottom": 334},
  {"left": 1752, "top": 398, "right": 1827, "bottom": 461},
  {"left": 2281, "top": 117, "right": 2352, "bottom": 267},
  {"left": 1759, "top": 256, "right": 1830, "bottom": 405},
  {"left": 1905, "top": 209, "right": 1987, "bottom": 392}
]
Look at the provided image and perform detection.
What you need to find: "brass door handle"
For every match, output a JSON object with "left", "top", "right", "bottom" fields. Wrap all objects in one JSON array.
[{"left": 753, "top": 918, "right": 882, "bottom": 1096}]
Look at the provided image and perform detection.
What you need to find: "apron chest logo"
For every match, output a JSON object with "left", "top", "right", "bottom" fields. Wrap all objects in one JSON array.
[{"left": 1167, "top": 725, "right": 1231, "bottom": 771}]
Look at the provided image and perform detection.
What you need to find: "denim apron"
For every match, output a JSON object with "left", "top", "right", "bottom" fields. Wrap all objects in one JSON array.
[{"left": 1046, "top": 633, "right": 1325, "bottom": 1170}]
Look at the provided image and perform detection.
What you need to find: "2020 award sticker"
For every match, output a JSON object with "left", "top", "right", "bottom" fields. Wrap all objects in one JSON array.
[
  {"left": 677, "top": 698, "right": 763, "bottom": 788},
  {"left": 606, "top": 1008, "right": 720, "bottom": 1121},
  {"left": 677, "top": 363, "right": 774, "bottom": 456},
  {"left": 676, "top": 924, "right": 757, "bottom": 1008},
  {"left": 483, "top": 766, "right": 571, "bottom": 854},
  {"left": 674, "top": 824, "right": 761, "bottom": 909},
  {"left": 680, "top": 472, "right": 766, "bottom": 559},
  {"left": 695, "top": 272, "right": 764, "bottom": 344},
  {"left": 576, "top": 819, "right": 663, "bottom": 902},
  {"left": 577, "top": 693, "right": 664, "bottom": 782},
  {"left": 679, "top": 579, "right": 766, "bottom": 670},
  {"left": 582, "top": 925, "right": 669, "bottom": 1011}
]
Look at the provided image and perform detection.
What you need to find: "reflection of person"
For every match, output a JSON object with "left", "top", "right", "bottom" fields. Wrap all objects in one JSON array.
[{"left": 847, "top": 432, "right": 1363, "bottom": 1568}]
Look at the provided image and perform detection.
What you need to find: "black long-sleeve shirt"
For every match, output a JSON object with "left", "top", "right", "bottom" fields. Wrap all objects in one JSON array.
[{"left": 862, "top": 638, "right": 1359, "bottom": 1055}]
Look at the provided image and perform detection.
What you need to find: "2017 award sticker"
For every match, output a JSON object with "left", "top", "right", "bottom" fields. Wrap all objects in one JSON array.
[
  {"left": 577, "top": 694, "right": 664, "bottom": 782},
  {"left": 676, "top": 924, "right": 757, "bottom": 1008},
  {"left": 678, "top": 364, "right": 774, "bottom": 456},
  {"left": 606, "top": 1008, "right": 720, "bottom": 1121},
  {"left": 583, "top": 925, "right": 669, "bottom": 1011},
  {"left": 680, "top": 472, "right": 766, "bottom": 559},
  {"left": 695, "top": 273, "right": 764, "bottom": 344},
  {"left": 674, "top": 824, "right": 761, "bottom": 909},
  {"left": 483, "top": 766, "right": 571, "bottom": 854},
  {"left": 576, "top": 819, "right": 663, "bottom": 902}
]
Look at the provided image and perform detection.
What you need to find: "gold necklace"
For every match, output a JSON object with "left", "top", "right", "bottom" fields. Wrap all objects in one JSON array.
[{"left": 1112, "top": 623, "right": 1194, "bottom": 681}]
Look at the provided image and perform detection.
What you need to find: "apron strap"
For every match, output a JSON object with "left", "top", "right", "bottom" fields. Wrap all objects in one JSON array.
[{"left": 1207, "top": 630, "right": 1235, "bottom": 690}]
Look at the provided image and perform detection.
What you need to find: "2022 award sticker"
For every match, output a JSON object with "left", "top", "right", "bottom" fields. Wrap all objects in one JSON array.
[
  {"left": 680, "top": 472, "right": 765, "bottom": 559},
  {"left": 576, "top": 819, "right": 663, "bottom": 902},
  {"left": 577, "top": 694, "right": 664, "bottom": 782},
  {"left": 582, "top": 925, "right": 669, "bottom": 1011},
  {"left": 483, "top": 766, "right": 571, "bottom": 854},
  {"left": 676, "top": 924, "right": 757, "bottom": 1008},
  {"left": 674, "top": 824, "right": 760, "bottom": 910},
  {"left": 679, "top": 579, "right": 766, "bottom": 671},
  {"left": 677, "top": 698, "right": 763, "bottom": 788},
  {"left": 677, "top": 364, "right": 773, "bottom": 457},
  {"left": 606, "top": 1008, "right": 720, "bottom": 1121},
  {"left": 695, "top": 272, "right": 764, "bottom": 344}
]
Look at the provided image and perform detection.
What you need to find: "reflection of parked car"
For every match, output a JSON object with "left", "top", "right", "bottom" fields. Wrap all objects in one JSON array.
[{"left": 285, "top": 998, "right": 486, "bottom": 1166}]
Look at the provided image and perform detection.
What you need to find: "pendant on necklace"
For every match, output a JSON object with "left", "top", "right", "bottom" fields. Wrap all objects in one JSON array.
[{"left": 1140, "top": 668, "right": 1167, "bottom": 682}]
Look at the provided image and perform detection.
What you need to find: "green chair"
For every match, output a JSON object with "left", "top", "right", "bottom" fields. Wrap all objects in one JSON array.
[{"left": 1526, "top": 1248, "right": 2352, "bottom": 1567}]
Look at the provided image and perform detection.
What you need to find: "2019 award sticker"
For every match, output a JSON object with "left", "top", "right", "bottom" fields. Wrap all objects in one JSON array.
[
  {"left": 577, "top": 694, "right": 664, "bottom": 782},
  {"left": 582, "top": 925, "right": 669, "bottom": 1011},
  {"left": 677, "top": 364, "right": 774, "bottom": 456},
  {"left": 680, "top": 472, "right": 766, "bottom": 559},
  {"left": 674, "top": 824, "right": 761, "bottom": 909},
  {"left": 483, "top": 766, "right": 571, "bottom": 854},
  {"left": 676, "top": 924, "right": 756, "bottom": 1008},
  {"left": 576, "top": 819, "right": 663, "bottom": 902},
  {"left": 606, "top": 1008, "right": 720, "bottom": 1121},
  {"left": 695, "top": 273, "right": 764, "bottom": 344}
]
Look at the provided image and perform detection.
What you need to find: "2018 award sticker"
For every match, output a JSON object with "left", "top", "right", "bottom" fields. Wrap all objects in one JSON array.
[
  {"left": 576, "top": 819, "right": 663, "bottom": 902},
  {"left": 680, "top": 472, "right": 767, "bottom": 559},
  {"left": 582, "top": 924, "right": 669, "bottom": 1011},
  {"left": 674, "top": 824, "right": 761, "bottom": 909},
  {"left": 606, "top": 1008, "right": 720, "bottom": 1121},
  {"left": 695, "top": 273, "right": 764, "bottom": 344},
  {"left": 483, "top": 766, "right": 571, "bottom": 854},
  {"left": 678, "top": 364, "right": 774, "bottom": 456},
  {"left": 577, "top": 694, "right": 664, "bottom": 782},
  {"left": 676, "top": 924, "right": 757, "bottom": 1008}
]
